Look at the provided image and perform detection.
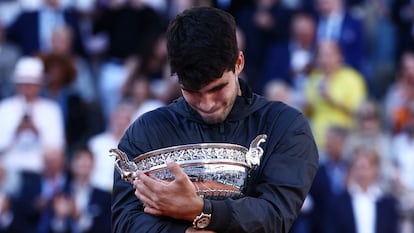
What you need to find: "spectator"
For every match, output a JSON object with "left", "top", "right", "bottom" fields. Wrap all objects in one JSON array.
[
  {"left": 13, "top": 146, "right": 70, "bottom": 233},
  {"left": 49, "top": 146, "right": 111, "bottom": 233},
  {"left": 304, "top": 39, "right": 367, "bottom": 148},
  {"left": 40, "top": 53, "right": 102, "bottom": 154},
  {"left": 344, "top": 98, "right": 395, "bottom": 191},
  {"left": 263, "top": 12, "right": 316, "bottom": 90},
  {"left": 93, "top": 0, "right": 165, "bottom": 121},
  {"left": 122, "top": 75, "right": 165, "bottom": 121},
  {"left": 324, "top": 145, "right": 399, "bottom": 233},
  {"left": 358, "top": 0, "right": 396, "bottom": 99},
  {"left": 124, "top": 33, "right": 174, "bottom": 104},
  {"left": 314, "top": 0, "right": 365, "bottom": 74},
  {"left": 0, "top": 56, "right": 65, "bottom": 176},
  {"left": 88, "top": 101, "right": 135, "bottom": 192},
  {"left": 308, "top": 125, "right": 349, "bottom": 233},
  {"left": 384, "top": 50, "right": 414, "bottom": 134},
  {"left": 262, "top": 12, "right": 317, "bottom": 109},
  {"left": 0, "top": 20, "right": 21, "bottom": 100},
  {"left": 49, "top": 25, "right": 97, "bottom": 103},
  {"left": 6, "top": 0, "right": 84, "bottom": 56},
  {"left": 391, "top": 113, "right": 414, "bottom": 233}
]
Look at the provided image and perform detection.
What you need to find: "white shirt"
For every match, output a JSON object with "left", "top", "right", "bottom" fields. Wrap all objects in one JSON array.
[
  {"left": 349, "top": 182, "right": 382, "bottom": 233},
  {"left": 88, "top": 132, "right": 118, "bottom": 192},
  {"left": 0, "top": 95, "right": 65, "bottom": 173},
  {"left": 317, "top": 12, "right": 344, "bottom": 41}
]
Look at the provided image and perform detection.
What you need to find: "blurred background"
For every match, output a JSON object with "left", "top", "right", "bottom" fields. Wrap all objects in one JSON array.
[{"left": 0, "top": 0, "right": 413, "bottom": 232}]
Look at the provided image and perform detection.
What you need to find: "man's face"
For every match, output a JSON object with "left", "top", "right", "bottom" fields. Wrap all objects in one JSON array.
[
  {"left": 181, "top": 52, "right": 244, "bottom": 124},
  {"left": 17, "top": 83, "right": 41, "bottom": 101}
]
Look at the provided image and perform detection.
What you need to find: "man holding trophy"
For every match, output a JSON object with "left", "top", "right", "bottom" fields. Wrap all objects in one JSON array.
[{"left": 111, "top": 7, "right": 319, "bottom": 233}]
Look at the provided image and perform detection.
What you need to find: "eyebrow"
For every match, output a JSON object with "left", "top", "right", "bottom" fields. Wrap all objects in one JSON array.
[
  {"left": 208, "top": 83, "right": 227, "bottom": 92},
  {"left": 181, "top": 82, "right": 228, "bottom": 93}
]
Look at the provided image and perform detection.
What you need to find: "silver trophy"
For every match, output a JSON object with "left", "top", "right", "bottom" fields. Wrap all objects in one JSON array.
[{"left": 110, "top": 134, "right": 267, "bottom": 199}]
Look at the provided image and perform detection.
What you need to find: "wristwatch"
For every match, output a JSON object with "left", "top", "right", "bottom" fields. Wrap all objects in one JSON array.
[{"left": 192, "top": 198, "right": 212, "bottom": 229}]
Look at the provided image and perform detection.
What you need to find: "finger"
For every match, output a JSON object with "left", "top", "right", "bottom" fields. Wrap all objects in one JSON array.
[
  {"left": 134, "top": 179, "right": 156, "bottom": 201},
  {"left": 166, "top": 159, "right": 187, "bottom": 181},
  {"left": 143, "top": 205, "right": 163, "bottom": 216},
  {"left": 135, "top": 187, "right": 156, "bottom": 209},
  {"left": 136, "top": 170, "right": 163, "bottom": 192}
]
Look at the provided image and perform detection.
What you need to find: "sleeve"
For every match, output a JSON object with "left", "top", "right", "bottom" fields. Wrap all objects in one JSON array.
[
  {"left": 341, "top": 70, "right": 367, "bottom": 112},
  {"left": 111, "top": 123, "right": 190, "bottom": 233},
  {"left": 206, "top": 111, "right": 319, "bottom": 233}
]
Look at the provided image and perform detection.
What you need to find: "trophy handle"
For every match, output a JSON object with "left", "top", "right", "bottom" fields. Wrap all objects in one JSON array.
[
  {"left": 246, "top": 134, "right": 267, "bottom": 169},
  {"left": 109, "top": 148, "right": 139, "bottom": 183}
]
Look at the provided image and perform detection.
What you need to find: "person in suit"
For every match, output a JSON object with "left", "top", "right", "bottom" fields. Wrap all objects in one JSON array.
[
  {"left": 12, "top": 146, "right": 70, "bottom": 233},
  {"left": 48, "top": 146, "right": 111, "bottom": 233},
  {"left": 323, "top": 145, "right": 399, "bottom": 233},
  {"left": 262, "top": 12, "right": 317, "bottom": 110},
  {"left": 306, "top": 125, "right": 350, "bottom": 233},
  {"left": 315, "top": 0, "right": 366, "bottom": 76},
  {"left": 6, "top": 0, "right": 84, "bottom": 56}
]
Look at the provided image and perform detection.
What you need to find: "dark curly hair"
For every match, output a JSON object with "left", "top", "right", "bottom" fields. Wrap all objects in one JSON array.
[{"left": 166, "top": 7, "right": 239, "bottom": 91}]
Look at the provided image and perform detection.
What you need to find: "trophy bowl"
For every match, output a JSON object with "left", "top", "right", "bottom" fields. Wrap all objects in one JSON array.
[{"left": 110, "top": 134, "right": 267, "bottom": 200}]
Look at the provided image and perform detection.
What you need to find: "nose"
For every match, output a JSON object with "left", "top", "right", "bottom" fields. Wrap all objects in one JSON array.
[{"left": 198, "top": 93, "right": 215, "bottom": 113}]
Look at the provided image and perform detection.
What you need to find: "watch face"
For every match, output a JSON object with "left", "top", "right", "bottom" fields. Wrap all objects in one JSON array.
[{"left": 196, "top": 215, "right": 211, "bottom": 229}]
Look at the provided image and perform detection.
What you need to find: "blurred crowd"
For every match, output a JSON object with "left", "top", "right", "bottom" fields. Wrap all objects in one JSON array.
[{"left": 0, "top": 0, "right": 413, "bottom": 232}]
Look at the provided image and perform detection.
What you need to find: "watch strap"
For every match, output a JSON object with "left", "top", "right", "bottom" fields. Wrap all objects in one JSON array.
[
  {"left": 192, "top": 198, "right": 212, "bottom": 229},
  {"left": 202, "top": 198, "right": 212, "bottom": 214}
]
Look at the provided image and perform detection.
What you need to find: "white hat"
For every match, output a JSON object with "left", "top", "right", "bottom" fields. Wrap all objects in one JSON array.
[{"left": 13, "top": 56, "right": 44, "bottom": 84}]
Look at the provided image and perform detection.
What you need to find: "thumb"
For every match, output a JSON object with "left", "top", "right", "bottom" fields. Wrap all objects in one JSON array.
[{"left": 166, "top": 158, "right": 186, "bottom": 180}]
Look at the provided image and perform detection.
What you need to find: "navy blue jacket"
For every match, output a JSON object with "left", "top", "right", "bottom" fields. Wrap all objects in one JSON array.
[
  {"left": 112, "top": 80, "right": 319, "bottom": 233},
  {"left": 7, "top": 10, "right": 84, "bottom": 56}
]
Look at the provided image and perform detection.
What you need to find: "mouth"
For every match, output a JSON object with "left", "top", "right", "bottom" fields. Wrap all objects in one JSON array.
[
  {"left": 199, "top": 110, "right": 217, "bottom": 115},
  {"left": 196, "top": 107, "right": 219, "bottom": 115}
]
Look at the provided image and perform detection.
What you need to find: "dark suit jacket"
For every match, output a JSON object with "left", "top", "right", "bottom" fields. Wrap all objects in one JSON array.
[
  {"left": 13, "top": 171, "right": 71, "bottom": 233},
  {"left": 46, "top": 187, "right": 111, "bottom": 233},
  {"left": 307, "top": 162, "right": 337, "bottom": 233},
  {"left": 317, "top": 11, "right": 365, "bottom": 74},
  {"left": 262, "top": 41, "right": 316, "bottom": 91},
  {"left": 13, "top": 172, "right": 111, "bottom": 233},
  {"left": 86, "top": 188, "right": 111, "bottom": 233},
  {"left": 324, "top": 190, "right": 399, "bottom": 233},
  {"left": 7, "top": 10, "right": 84, "bottom": 56},
  {"left": 337, "top": 12, "right": 365, "bottom": 73},
  {"left": 262, "top": 41, "right": 292, "bottom": 87}
]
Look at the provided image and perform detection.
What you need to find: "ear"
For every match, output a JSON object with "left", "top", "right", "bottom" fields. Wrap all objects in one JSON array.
[{"left": 235, "top": 51, "right": 245, "bottom": 76}]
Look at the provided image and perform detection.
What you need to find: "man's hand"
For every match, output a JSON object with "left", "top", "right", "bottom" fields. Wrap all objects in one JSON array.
[
  {"left": 16, "top": 114, "right": 39, "bottom": 136},
  {"left": 133, "top": 159, "right": 204, "bottom": 222}
]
